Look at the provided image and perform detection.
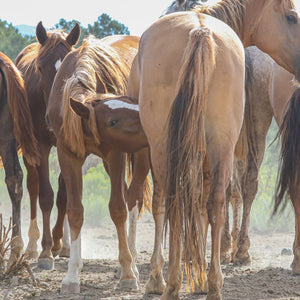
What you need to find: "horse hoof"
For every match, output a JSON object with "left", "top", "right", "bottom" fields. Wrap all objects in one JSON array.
[
  {"left": 38, "top": 258, "right": 54, "bottom": 270},
  {"left": 145, "top": 274, "right": 166, "bottom": 294},
  {"left": 59, "top": 247, "right": 70, "bottom": 258},
  {"left": 119, "top": 278, "right": 139, "bottom": 290},
  {"left": 232, "top": 252, "right": 251, "bottom": 265},
  {"left": 61, "top": 282, "right": 80, "bottom": 294},
  {"left": 161, "top": 286, "right": 180, "bottom": 300},
  {"left": 220, "top": 252, "right": 231, "bottom": 264}
]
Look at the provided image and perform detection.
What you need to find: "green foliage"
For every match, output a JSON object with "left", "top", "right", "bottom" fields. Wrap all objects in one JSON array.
[
  {"left": 0, "top": 20, "right": 35, "bottom": 61},
  {"left": 55, "top": 13, "right": 130, "bottom": 47}
]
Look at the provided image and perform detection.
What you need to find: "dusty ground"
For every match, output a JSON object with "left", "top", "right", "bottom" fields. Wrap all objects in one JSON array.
[{"left": 1, "top": 212, "right": 300, "bottom": 300}]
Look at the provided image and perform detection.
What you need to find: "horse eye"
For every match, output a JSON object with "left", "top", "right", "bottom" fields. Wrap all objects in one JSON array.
[
  {"left": 286, "top": 14, "right": 298, "bottom": 25},
  {"left": 109, "top": 120, "right": 118, "bottom": 127}
]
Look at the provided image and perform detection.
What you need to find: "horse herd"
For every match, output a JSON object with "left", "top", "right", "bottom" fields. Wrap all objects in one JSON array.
[{"left": 2, "top": 0, "right": 300, "bottom": 299}]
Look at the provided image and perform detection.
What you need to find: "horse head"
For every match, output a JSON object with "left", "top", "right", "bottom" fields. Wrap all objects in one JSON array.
[
  {"left": 70, "top": 95, "right": 148, "bottom": 153},
  {"left": 246, "top": 0, "right": 300, "bottom": 80},
  {"left": 35, "top": 21, "right": 80, "bottom": 102}
]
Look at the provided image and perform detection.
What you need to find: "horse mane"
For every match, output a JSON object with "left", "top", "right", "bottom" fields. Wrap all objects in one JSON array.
[
  {"left": 0, "top": 52, "right": 40, "bottom": 166},
  {"left": 194, "top": 0, "right": 245, "bottom": 37},
  {"left": 61, "top": 36, "right": 131, "bottom": 158}
]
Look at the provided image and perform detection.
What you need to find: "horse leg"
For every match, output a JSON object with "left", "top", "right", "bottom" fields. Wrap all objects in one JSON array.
[
  {"left": 1, "top": 141, "right": 23, "bottom": 268},
  {"left": 290, "top": 196, "right": 300, "bottom": 274},
  {"left": 233, "top": 120, "right": 272, "bottom": 264},
  {"left": 127, "top": 148, "right": 150, "bottom": 281},
  {"left": 145, "top": 173, "right": 166, "bottom": 294},
  {"left": 229, "top": 159, "right": 244, "bottom": 260},
  {"left": 36, "top": 144, "right": 54, "bottom": 270},
  {"left": 206, "top": 146, "right": 234, "bottom": 300},
  {"left": 220, "top": 183, "right": 232, "bottom": 264},
  {"left": 52, "top": 173, "right": 69, "bottom": 257},
  {"left": 23, "top": 157, "right": 40, "bottom": 259},
  {"left": 58, "top": 144, "right": 84, "bottom": 294},
  {"left": 106, "top": 150, "right": 138, "bottom": 290}
]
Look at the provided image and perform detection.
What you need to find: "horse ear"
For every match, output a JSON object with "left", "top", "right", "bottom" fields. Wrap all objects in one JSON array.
[
  {"left": 70, "top": 98, "right": 90, "bottom": 120},
  {"left": 95, "top": 72, "right": 108, "bottom": 94},
  {"left": 66, "top": 23, "right": 81, "bottom": 47},
  {"left": 36, "top": 21, "right": 48, "bottom": 45}
]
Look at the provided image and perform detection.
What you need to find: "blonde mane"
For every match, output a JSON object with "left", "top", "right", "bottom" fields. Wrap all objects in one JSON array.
[{"left": 61, "top": 36, "right": 131, "bottom": 158}]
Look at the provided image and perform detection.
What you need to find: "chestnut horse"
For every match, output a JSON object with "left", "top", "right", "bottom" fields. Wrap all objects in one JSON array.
[
  {"left": 127, "top": 0, "right": 300, "bottom": 299},
  {"left": 0, "top": 52, "right": 39, "bottom": 267},
  {"left": 16, "top": 22, "right": 80, "bottom": 268},
  {"left": 47, "top": 35, "right": 151, "bottom": 294}
]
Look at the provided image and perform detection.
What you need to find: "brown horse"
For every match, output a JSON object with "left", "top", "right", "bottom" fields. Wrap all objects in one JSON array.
[
  {"left": 16, "top": 22, "right": 80, "bottom": 269},
  {"left": 47, "top": 35, "right": 151, "bottom": 294},
  {"left": 0, "top": 52, "right": 39, "bottom": 267},
  {"left": 127, "top": 0, "right": 300, "bottom": 299}
]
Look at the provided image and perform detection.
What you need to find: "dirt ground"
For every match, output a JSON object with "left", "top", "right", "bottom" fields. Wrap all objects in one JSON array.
[{"left": 1, "top": 212, "right": 300, "bottom": 300}]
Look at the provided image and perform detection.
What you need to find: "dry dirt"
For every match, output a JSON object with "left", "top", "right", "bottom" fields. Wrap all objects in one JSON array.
[{"left": 1, "top": 212, "right": 300, "bottom": 300}]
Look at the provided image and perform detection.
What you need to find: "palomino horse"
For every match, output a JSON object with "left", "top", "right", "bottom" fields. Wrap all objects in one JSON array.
[
  {"left": 16, "top": 22, "right": 80, "bottom": 269},
  {"left": 0, "top": 52, "right": 39, "bottom": 267},
  {"left": 47, "top": 35, "right": 151, "bottom": 293},
  {"left": 127, "top": 0, "right": 300, "bottom": 299},
  {"left": 164, "top": 0, "right": 299, "bottom": 265}
]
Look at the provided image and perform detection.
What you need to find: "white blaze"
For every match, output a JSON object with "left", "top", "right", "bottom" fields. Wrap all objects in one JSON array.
[
  {"left": 55, "top": 59, "right": 62, "bottom": 71},
  {"left": 104, "top": 100, "right": 139, "bottom": 111}
]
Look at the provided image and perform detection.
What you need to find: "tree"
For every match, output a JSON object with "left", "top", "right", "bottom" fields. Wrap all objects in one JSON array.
[
  {"left": 87, "top": 13, "right": 130, "bottom": 39},
  {"left": 55, "top": 13, "right": 130, "bottom": 47},
  {"left": 0, "top": 20, "right": 35, "bottom": 61}
]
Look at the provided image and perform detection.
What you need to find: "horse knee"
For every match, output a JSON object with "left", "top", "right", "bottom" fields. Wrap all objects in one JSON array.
[{"left": 109, "top": 199, "right": 127, "bottom": 224}]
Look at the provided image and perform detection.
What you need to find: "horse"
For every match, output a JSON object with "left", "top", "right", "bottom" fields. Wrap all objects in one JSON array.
[
  {"left": 0, "top": 51, "right": 39, "bottom": 268},
  {"left": 15, "top": 21, "right": 80, "bottom": 269},
  {"left": 46, "top": 34, "right": 151, "bottom": 294},
  {"left": 163, "top": 0, "right": 299, "bottom": 266},
  {"left": 126, "top": 0, "right": 300, "bottom": 299}
]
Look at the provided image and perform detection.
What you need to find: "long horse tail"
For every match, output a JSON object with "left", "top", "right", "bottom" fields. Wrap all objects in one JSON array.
[
  {"left": 166, "top": 27, "right": 216, "bottom": 291},
  {"left": 274, "top": 88, "right": 300, "bottom": 214},
  {"left": 0, "top": 53, "right": 40, "bottom": 166}
]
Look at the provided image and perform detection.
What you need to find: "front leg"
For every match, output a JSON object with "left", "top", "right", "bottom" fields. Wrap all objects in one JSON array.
[
  {"left": 57, "top": 143, "right": 84, "bottom": 294},
  {"left": 1, "top": 139, "right": 23, "bottom": 268}
]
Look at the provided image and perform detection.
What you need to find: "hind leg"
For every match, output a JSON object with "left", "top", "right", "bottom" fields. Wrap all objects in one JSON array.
[
  {"left": 106, "top": 150, "right": 138, "bottom": 290},
  {"left": 1, "top": 141, "right": 24, "bottom": 268},
  {"left": 23, "top": 158, "right": 40, "bottom": 260},
  {"left": 206, "top": 144, "right": 235, "bottom": 300},
  {"left": 52, "top": 173, "right": 69, "bottom": 257},
  {"left": 36, "top": 144, "right": 55, "bottom": 270},
  {"left": 127, "top": 148, "right": 150, "bottom": 281}
]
